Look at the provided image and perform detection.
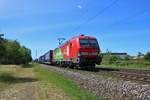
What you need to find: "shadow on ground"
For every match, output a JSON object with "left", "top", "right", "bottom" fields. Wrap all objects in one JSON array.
[
  {"left": 95, "top": 67, "right": 120, "bottom": 71},
  {"left": 0, "top": 73, "right": 38, "bottom": 84},
  {"left": 79, "top": 67, "right": 120, "bottom": 72},
  {"left": 21, "top": 64, "right": 34, "bottom": 68}
]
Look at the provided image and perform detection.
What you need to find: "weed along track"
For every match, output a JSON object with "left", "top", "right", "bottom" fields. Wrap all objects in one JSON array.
[{"left": 41, "top": 64, "right": 150, "bottom": 100}]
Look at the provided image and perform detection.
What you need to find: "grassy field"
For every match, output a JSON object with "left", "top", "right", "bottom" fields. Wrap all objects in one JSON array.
[
  {"left": 0, "top": 64, "right": 100, "bottom": 100},
  {"left": 99, "top": 54, "right": 150, "bottom": 71},
  {"left": 34, "top": 64, "right": 99, "bottom": 100},
  {"left": 97, "top": 62, "right": 150, "bottom": 71},
  {"left": 0, "top": 64, "right": 71, "bottom": 100}
]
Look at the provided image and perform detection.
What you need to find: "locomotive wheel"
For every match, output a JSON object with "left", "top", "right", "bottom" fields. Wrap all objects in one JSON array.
[
  {"left": 59, "top": 62, "right": 63, "bottom": 67},
  {"left": 69, "top": 62, "right": 74, "bottom": 68}
]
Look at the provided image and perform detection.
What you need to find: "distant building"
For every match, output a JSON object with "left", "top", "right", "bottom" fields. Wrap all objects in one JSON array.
[{"left": 111, "top": 53, "right": 128, "bottom": 59}]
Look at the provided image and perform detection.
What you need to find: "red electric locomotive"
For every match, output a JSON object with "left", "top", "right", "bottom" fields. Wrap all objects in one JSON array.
[{"left": 53, "top": 34, "right": 101, "bottom": 68}]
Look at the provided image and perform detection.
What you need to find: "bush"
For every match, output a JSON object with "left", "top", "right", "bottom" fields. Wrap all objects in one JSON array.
[
  {"left": 101, "top": 54, "right": 121, "bottom": 65},
  {"left": 124, "top": 55, "right": 130, "bottom": 61},
  {"left": 144, "top": 52, "right": 150, "bottom": 61},
  {"left": 109, "top": 56, "right": 119, "bottom": 64}
]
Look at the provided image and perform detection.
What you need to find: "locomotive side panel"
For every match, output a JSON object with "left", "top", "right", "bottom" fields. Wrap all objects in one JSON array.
[{"left": 70, "top": 38, "right": 79, "bottom": 59}]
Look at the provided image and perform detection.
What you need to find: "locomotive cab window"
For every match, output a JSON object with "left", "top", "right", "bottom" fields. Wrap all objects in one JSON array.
[
  {"left": 79, "top": 39, "right": 98, "bottom": 46},
  {"left": 79, "top": 39, "right": 89, "bottom": 46},
  {"left": 89, "top": 40, "right": 98, "bottom": 46}
]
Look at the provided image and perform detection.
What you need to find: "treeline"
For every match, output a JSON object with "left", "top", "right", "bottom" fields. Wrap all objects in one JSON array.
[{"left": 0, "top": 38, "right": 32, "bottom": 64}]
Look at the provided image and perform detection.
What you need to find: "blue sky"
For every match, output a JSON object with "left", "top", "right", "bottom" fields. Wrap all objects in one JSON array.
[{"left": 0, "top": 0, "right": 150, "bottom": 58}]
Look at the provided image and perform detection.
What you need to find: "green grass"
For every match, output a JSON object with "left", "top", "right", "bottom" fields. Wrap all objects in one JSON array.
[
  {"left": 100, "top": 55, "right": 150, "bottom": 71},
  {"left": 99, "top": 58, "right": 150, "bottom": 71},
  {"left": 34, "top": 64, "right": 101, "bottom": 100},
  {"left": 98, "top": 63, "right": 150, "bottom": 71},
  {"left": 21, "top": 64, "right": 34, "bottom": 68}
]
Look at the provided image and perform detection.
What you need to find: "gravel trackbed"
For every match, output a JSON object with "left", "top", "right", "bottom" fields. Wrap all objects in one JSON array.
[{"left": 41, "top": 64, "right": 150, "bottom": 100}]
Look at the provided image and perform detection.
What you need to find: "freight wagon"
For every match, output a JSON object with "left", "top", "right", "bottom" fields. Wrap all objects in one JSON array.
[
  {"left": 39, "top": 50, "right": 53, "bottom": 64},
  {"left": 39, "top": 55, "right": 45, "bottom": 63},
  {"left": 44, "top": 50, "right": 53, "bottom": 64}
]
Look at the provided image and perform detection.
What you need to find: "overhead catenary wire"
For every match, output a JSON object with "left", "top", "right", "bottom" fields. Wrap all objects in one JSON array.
[
  {"left": 71, "top": 0, "right": 119, "bottom": 33},
  {"left": 92, "top": 7, "right": 150, "bottom": 34},
  {"left": 106, "top": 8, "right": 150, "bottom": 27}
]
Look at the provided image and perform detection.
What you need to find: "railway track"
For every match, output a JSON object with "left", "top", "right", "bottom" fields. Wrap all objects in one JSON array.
[
  {"left": 90, "top": 68, "right": 150, "bottom": 84},
  {"left": 66, "top": 66, "right": 150, "bottom": 84},
  {"left": 111, "top": 71, "right": 150, "bottom": 84}
]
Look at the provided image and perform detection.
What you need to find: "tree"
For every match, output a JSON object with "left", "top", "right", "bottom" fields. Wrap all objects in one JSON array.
[
  {"left": 19, "top": 46, "right": 32, "bottom": 64},
  {"left": 144, "top": 52, "right": 150, "bottom": 61},
  {"left": 137, "top": 52, "right": 144, "bottom": 57},
  {"left": 0, "top": 39, "right": 6, "bottom": 63},
  {"left": 5, "top": 40, "right": 21, "bottom": 64},
  {"left": 0, "top": 39, "right": 32, "bottom": 64}
]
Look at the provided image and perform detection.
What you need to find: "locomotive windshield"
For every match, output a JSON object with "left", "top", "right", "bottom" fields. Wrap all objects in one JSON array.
[{"left": 80, "top": 39, "right": 98, "bottom": 47}]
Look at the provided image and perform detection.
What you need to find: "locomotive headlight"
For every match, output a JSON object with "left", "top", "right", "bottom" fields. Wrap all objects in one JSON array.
[
  {"left": 80, "top": 52, "right": 88, "bottom": 55},
  {"left": 78, "top": 52, "right": 81, "bottom": 56},
  {"left": 91, "top": 52, "right": 98, "bottom": 55},
  {"left": 78, "top": 52, "right": 98, "bottom": 56},
  {"left": 79, "top": 52, "right": 88, "bottom": 56}
]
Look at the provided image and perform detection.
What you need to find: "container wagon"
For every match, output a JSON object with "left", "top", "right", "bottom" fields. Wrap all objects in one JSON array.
[
  {"left": 43, "top": 50, "right": 53, "bottom": 64},
  {"left": 39, "top": 55, "right": 45, "bottom": 63}
]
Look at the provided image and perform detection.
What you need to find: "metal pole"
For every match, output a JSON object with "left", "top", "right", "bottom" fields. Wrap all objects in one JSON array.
[
  {"left": 36, "top": 49, "right": 37, "bottom": 59},
  {"left": 57, "top": 38, "right": 65, "bottom": 45},
  {"left": 0, "top": 34, "right": 4, "bottom": 39},
  {"left": 0, "top": 34, "right": 4, "bottom": 42}
]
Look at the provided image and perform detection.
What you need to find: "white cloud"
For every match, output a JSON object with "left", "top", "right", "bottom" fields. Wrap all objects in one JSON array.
[{"left": 77, "top": 5, "right": 82, "bottom": 9}]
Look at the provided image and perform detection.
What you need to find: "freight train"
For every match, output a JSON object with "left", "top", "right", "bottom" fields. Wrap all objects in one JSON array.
[{"left": 38, "top": 34, "right": 101, "bottom": 68}]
